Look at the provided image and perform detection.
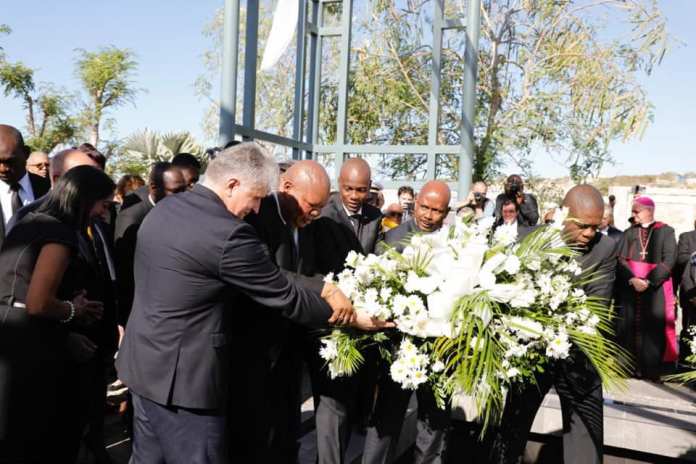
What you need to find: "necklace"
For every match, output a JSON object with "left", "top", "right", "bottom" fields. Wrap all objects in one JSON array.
[{"left": 638, "top": 226, "right": 654, "bottom": 261}]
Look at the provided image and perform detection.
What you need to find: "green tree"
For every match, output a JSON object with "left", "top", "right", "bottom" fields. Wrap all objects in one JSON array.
[
  {"left": 75, "top": 46, "right": 139, "bottom": 148},
  {"left": 0, "top": 60, "right": 77, "bottom": 152},
  {"left": 109, "top": 129, "right": 206, "bottom": 177},
  {"left": 197, "top": 0, "right": 668, "bottom": 183},
  {"left": 0, "top": 24, "right": 10, "bottom": 62}
]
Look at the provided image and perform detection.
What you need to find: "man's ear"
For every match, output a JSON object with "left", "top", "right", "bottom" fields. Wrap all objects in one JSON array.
[
  {"left": 279, "top": 176, "right": 293, "bottom": 193},
  {"left": 226, "top": 178, "right": 240, "bottom": 191}
]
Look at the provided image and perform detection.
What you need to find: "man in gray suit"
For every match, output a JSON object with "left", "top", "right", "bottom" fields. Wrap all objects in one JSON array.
[
  {"left": 308, "top": 158, "right": 384, "bottom": 464},
  {"left": 490, "top": 184, "right": 618, "bottom": 464},
  {"left": 363, "top": 180, "right": 452, "bottom": 464},
  {"left": 116, "top": 143, "right": 384, "bottom": 464}
]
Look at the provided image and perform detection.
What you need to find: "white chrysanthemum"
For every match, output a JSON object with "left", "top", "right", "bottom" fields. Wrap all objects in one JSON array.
[
  {"left": 404, "top": 271, "right": 442, "bottom": 296},
  {"left": 493, "top": 223, "right": 518, "bottom": 247},
  {"left": 509, "top": 288, "right": 537, "bottom": 308},
  {"left": 525, "top": 256, "right": 542, "bottom": 272},
  {"left": 546, "top": 330, "right": 572, "bottom": 359},
  {"left": 432, "top": 360, "right": 445, "bottom": 373},
  {"left": 319, "top": 338, "right": 338, "bottom": 361},
  {"left": 503, "top": 255, "right": 521, "bottom": 275},
  {"left": 506, "top": 367, "right": 521, "bottom": 379},
  {"left": 536, "top": 272, "right": 553, "bottom": 296},
  {"left": 379, "top": 287, "right": 393, "bottom": 302}
]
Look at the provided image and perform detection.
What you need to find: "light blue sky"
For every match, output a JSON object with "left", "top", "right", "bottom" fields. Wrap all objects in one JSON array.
[{"left": 1, "top": 0, "right": 694, "bottom": 177}]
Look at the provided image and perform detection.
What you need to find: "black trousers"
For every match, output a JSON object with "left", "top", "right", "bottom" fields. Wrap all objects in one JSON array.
[
  {"left": 231, "top": 343, "right": 304, "bottom": 464},
  {"left": 304, "top": 331, "right": 374, "bottom": 464},
  {"left": 489, "top": 354, "right": 603, "bottom": 464},
  {"left": 130, "top": 393, "right": 227, "bottom": 464},
  {"left": 362, "top": 367, "right": 450, "bottom": 464}
]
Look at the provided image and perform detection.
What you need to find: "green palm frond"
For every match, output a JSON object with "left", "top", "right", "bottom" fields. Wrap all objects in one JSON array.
[{"left": 663, "top": 370, "right": 696, "bottom": 384}]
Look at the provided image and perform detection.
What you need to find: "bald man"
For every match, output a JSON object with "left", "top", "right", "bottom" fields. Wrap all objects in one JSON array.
[
  {"left": 491, "top": 184, "right": 618, "bottom": 464},
  {"left": 0, "top": 125, "right": 50, "bottom": 245},
  {"left": 364, "top": 180, "right": 452, "bottom": 464},
  {"left": 233, "top": 160, "right": 353, "bottom": 462}
]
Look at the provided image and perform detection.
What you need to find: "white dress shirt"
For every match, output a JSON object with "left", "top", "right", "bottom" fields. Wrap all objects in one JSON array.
[{"left": 0, "top": 173, "right": 35, "bottom": 228}]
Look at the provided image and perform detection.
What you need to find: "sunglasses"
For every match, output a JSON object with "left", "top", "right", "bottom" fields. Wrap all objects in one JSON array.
[
  {"left": 386, "top": 212, "right": 403, "bottom": 218},
  {"left": 29, "top": 163, "right": 50, "bottom": 169}
]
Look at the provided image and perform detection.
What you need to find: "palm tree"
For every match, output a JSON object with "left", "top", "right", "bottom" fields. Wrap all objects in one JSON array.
[{"left": 109, "top": 129, "right": 205, "bottom": 176}]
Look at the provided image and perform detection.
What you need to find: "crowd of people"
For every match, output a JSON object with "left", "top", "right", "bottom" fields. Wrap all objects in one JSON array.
[{"left": 0, "top": 121, "right": 692, "bottom": 464}]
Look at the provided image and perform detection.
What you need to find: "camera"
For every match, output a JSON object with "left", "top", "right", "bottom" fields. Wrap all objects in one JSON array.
[{"left": 506, "top": 180, "right": 523, "bottom": 198}]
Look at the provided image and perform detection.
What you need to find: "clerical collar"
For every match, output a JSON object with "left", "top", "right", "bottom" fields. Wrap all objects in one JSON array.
[
  {"left": 640, "top": 221, "right": 655, "bottom": 229},
  {"left": 148, "top": 194, "right": 156, "bottom": 207},
  {"left": 342, "top": 201, "right": 362, "bottom": 218}
]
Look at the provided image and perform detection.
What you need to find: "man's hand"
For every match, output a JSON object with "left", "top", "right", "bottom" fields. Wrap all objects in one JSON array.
[
  {"left": 515, "top": 192, "right": 525, "bottom": 205},
  {"left": 350, "top": 310, "right": 396, "bottom": 331},
  {"left": 322, "top": 282, "right": 355, "bottom": 326},
  {"left": 630, "top": 278, "right": 649, "bottom": 293}
]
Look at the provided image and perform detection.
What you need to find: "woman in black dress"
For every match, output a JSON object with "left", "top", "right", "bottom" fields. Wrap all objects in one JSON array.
[{"left": 0, "top": 165, "right": 114, "bottom": 463}]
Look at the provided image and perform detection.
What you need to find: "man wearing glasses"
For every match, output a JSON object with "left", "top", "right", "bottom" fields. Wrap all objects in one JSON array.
[
  {"left": 26, "top": 151, "right": 50, "bottom": 178},
  {"left": 490, "top": 184, "right": 618, "bottom": 464}
]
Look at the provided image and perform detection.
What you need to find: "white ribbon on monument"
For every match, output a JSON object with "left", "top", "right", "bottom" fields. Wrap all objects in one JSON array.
[{"left": 260, "top": 0, "right": 298, "bottom": 72}]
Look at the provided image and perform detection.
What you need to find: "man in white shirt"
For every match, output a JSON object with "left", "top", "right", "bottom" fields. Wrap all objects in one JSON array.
[{"left": 0, "top": 125, "right": 50, "bottom": 244}]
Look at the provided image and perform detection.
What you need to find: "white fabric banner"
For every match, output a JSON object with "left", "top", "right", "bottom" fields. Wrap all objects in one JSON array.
[{"left": 260, "top": 0, "right": 299, "bottom": 72}]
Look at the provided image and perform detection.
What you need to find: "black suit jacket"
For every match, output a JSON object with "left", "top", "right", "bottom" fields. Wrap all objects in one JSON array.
[
  {"left": 494, "top": 192, "right": 540, "bottom": 226},
  {"left": 0, "top": 173, "right": 50, "bottom": 247},
  {"left": 116, "top": 185, "right": 332, "bottom": 410},
  {"left": 676, "top": 230, "right": 696, "bottom": 287},
  {"left": 578, "top": 233, "right": 619, "bottom": 302},
  {"left": 380, "top": 219, "right": 422, "bottom": 253},
  {"left": 114, "top": 198, "right": 154, "bottom": 326},
  {"left": 241, "top": 194, "right": 325, "bottom": 364},
  {"left": 315, "top": 193, "right": 383, "bottom": 274}
]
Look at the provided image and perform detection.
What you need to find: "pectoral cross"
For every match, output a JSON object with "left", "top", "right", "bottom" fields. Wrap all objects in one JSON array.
[{"left": 640, "top": 249, "right": 648, "bottom": 260}]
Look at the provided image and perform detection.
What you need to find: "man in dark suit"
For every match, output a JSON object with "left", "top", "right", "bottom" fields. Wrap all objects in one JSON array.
[
  {"left": 494, "top": 196, "right": 535, "bottom": 241},
  {"left": 116, "top": 143, "right": 379, "bottom": 464},
  {"left": 677, "top": 221, "right": 696, "bottom": 362},
  {"left": 0, "top": 125, "right": 50, "bottom": 247},
  {"left": 308, "top": 158, "right": 383, "bottom": 464},
  {"left": 234, "top": 159, "right": 337, "bottom": 462},
  {"left": 114, "top": 162, "right": 186, "bottom": 326},
  {"left": 490, "top": 184, "right": 618, "bottom": 464},
  {"left": 363, "top": 180, "right": 452, "bottom": 464},
  {"left": 494, "top": 175, "right": 539, "bottom": 227},
  {"left": 599, "top": 205, "right": 622, "bottom": 241}
]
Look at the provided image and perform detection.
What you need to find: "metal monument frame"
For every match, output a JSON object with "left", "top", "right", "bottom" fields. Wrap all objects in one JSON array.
[{"left": 219, "top": 0, "right": 480, "bottom": 196}]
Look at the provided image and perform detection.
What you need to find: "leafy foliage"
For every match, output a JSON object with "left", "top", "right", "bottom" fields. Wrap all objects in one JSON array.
[
  {"left": 109, "top": 129, "right": 205, "bottom": 177},
  {"left": 75, "top": 47, "right": 139, "bottom": 147},
  {"left": 0, "top": 60, "right": 78, "bottom": 152},
  {"left": 198, "top": 0, "right": 670, "bottom": 181}
]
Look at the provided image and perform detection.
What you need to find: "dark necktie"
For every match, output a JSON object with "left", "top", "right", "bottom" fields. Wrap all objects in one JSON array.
[
  {"left": 9, "top": 183, "right": 22, "bottom": 215},
  {"left": 350, "top": 213, "right": 363, "bottom": 237}
]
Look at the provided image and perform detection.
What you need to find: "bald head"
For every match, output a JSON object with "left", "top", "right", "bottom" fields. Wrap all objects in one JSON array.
[
  {"left": 338, "top": 158, "right": 372, "bottom": 213},
  {"left": 0, "top": 124, "right": 28, "bottom": 184},
  {"left": 563, "top": 185, "right": 604, "bottom": 218},
  {"left": 279, "top": 160, "right": 331, "bottom": 228},
  {"left": 50, "top": 149, "right": 100, "bottom": 186},
  {"left": 561, "top": 184, "right": 604, "bottom": 247},
  {"left": 414, "top": 180, "right": 451, "bottom": 232}
]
